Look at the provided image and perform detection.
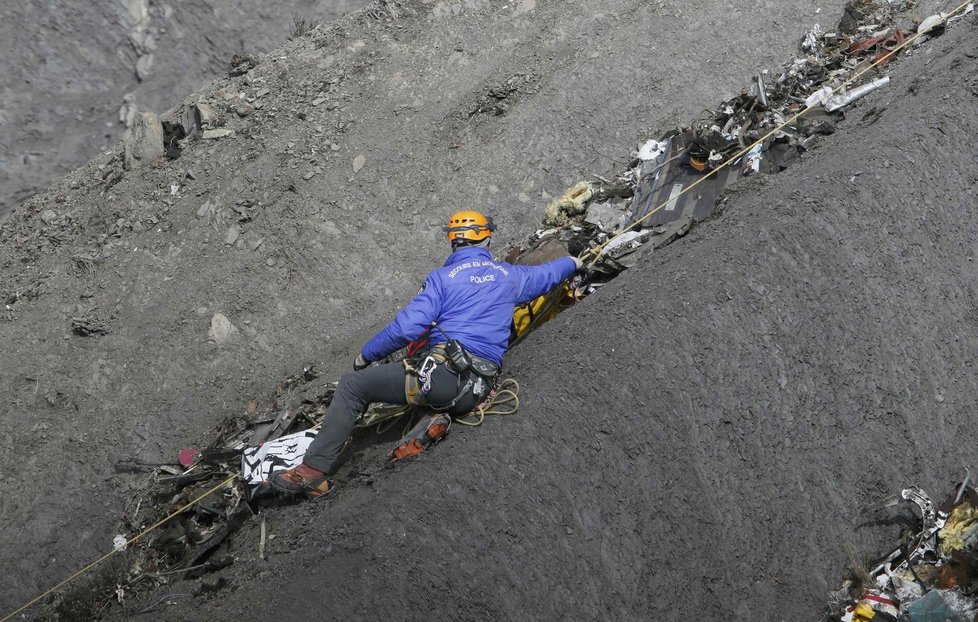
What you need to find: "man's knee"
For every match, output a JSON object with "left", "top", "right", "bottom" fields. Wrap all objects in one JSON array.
[
  {"left": 337, "top": 370, "right": 368, "bottom": 399},
  {"left": 338, "top": 371, "right": 360, "bottom": 388}
]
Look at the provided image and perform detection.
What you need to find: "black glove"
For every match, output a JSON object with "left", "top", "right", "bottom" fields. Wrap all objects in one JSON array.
[{"left": 353, "top": 353, "right": 370, "bottom": 371}]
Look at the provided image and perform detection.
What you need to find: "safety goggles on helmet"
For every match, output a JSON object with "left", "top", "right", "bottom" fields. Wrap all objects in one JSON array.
[{"left": 444, "top": 211, "right": 495, "bottom": 243}]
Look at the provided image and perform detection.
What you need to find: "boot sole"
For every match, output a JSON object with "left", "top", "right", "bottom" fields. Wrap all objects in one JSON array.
[{"left": 390, "top": 418, "right": 450, "bottom": 461}]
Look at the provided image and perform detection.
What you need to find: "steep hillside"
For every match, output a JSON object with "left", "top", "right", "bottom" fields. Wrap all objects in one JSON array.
[
  {"left": 2, "top": 0, "right": 972, "bottom": 618},
  {"left": 0, "top": 0, "right": 368, "bottom": 216},
  {"left": 138, "top": 13, "right": 977, "bottom": 620}
]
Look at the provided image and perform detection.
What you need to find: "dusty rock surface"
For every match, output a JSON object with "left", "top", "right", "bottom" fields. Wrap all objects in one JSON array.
[
  {"left": 1, "top": 0, "right": 974, "bottom": 619},
  {"left": 0, "top": 0, "right": 368, "bottom": 216},
  {"left": 147, "top": 16, "right": 977, "bottom": 620}
]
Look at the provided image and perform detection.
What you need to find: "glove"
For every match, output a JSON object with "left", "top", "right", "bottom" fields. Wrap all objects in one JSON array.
[
  {"left": 570, "top": 256, "right": 584, "bottom": 272},
  {"left": 353, "top": 353, "right": 370, "bottom": 371}
]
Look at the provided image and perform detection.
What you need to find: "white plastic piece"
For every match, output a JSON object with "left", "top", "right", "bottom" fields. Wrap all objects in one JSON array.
[
  {"left": 824, "top": 77, "right": 890, "bottom": 112},
  {"left": 805, "top": 85, "right": 834, "bottom": 108},
  {"left": 113, "top": 535, "right": 128, "bottom": 551},
  {"left": 637, "top": 139, "right": 669, "bottom": 161},
  {"left": 802, "top": 23, "right": 823, "bottom": 53},
  {"left": 605, "top": 230, "right": 648, "bottom": 253},
  {"left": 917, "top": 13, "right": 946, "bottom": 36},
  {"left": 241, "top": 429, "right": 318, "bottom": 495}
]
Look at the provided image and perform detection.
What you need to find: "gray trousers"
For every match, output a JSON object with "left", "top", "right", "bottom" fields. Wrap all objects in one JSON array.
[{"left": 302, "top": 361, "right": 480, "bottom": 473}]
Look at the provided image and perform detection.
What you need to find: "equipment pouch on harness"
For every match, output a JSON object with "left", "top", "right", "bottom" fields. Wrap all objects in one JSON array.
[
  {"left": 442, "top": 338, "right": 472, "bottom": 374},
  {"left": 403, "top": 323, "right": 500, "bottom": 412}
]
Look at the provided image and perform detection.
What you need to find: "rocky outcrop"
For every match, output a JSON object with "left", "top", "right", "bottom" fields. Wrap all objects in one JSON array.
[
  {"left": 122, "top": 112, "right": 164, "bottom": 170},
  {"left": 0, "top": 0, "right": 369, "bottom": 216}
]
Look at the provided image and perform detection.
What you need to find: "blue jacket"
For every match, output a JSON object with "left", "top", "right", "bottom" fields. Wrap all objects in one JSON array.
[{"left": 362, "top": 246, "right": 576, "bottom": 366}]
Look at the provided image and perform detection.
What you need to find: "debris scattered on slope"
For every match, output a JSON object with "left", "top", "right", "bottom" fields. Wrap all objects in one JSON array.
[
  {"left": 829, "top": 477, "right": 978, "bottom": 621},
  {"left": 543, "top": 182, "right": 595, "bottom": 227},
  {"left": 16, "top": 1, "right": 975, "bottom": 618},
  {"left": 104, "top": 364, "right": 519, "bottom": 603},
  {"left": 917, "top": 3, "right": 975, "bottom": 39},
  {"left": 824, "top": 76, "right": 891, "bottom": 111},
  {"left": 71, "top": 315, "right": 111, "bottom": 337},
  {"left": 241, "top": 429, "right": 318, "bottom": 498},
  {"left": 508, "top": 0, "right": 961, "bottom": 332}
]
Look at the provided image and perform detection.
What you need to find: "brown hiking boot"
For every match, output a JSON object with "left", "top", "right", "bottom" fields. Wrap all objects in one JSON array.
[
  {"left": 389, "top": 413, "right": 451, "bottom": 461},
  {"left": 268, "top": 463, "right": 334, "bottom": 498}
]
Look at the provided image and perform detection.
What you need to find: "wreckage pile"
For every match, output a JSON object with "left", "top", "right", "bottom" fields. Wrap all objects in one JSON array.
[
  {"left": 102, "top": 364, "right": 520, "bottom": 610},
  {"left": 830, "top": 478, "right": 978, "bottom": 621},
  {"left": 103, "top": 368, "right": 333, "bottom": 613},
  {"left": 525, "top": 0, "right": 975, "bottom": 293}
]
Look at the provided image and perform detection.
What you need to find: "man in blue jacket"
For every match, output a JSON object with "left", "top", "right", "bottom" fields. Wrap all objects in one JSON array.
[{"left": 270, "top": 210, "right": 580, "bottom": 498}]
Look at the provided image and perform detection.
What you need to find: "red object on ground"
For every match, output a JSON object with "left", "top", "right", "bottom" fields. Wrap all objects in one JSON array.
[
  {"left": 847, "top": 29, "right": 906, "bottom": 64},
  {"left": 178, "top": 449, "right": 200, "bottom": 468}
]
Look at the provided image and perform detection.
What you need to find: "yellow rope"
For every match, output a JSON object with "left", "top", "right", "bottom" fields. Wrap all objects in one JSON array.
[
  {"left": 453, "top": 379, "right": 521, "bottom": 427},
  {"left": 586, "top": 0, "right": 976, "bottom": 268},
  {"left": 0, "top": 473, "right": 238, "bottom": 622}
]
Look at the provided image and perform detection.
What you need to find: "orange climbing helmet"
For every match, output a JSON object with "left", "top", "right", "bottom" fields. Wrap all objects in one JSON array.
[{"left": 444, "top": 210, "right": 495, "bottom": 244}]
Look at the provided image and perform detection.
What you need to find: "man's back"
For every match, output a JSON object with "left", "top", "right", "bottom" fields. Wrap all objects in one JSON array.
[{"left": 362, "top": 246, "right": 576, "bottom": 365}]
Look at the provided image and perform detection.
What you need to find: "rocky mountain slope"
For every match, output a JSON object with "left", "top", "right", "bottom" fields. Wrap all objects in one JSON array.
[
  {"left": 146, "top": 12, "right": 978, "bottom": 620},
  {"left": 0, "top": 0, "right": 368, "bottom": 216},
  {"left": 2, "top": 0, "right": 974, "bottom": 619}
]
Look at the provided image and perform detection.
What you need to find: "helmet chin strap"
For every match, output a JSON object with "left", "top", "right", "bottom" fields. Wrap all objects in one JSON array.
[{"left": 451, "top": 238, "right": 491, "bottom": 250}]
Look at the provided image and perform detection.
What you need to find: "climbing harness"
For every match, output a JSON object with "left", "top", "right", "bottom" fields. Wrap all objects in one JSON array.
[
  {"left": 355, "top": 377, "right": 520, "bottom": 435},
  {"left": 416, "top": 354, "right": 439, "bottom": 396},
  {"left": 402, "top": 322, "right": 500, "bottom": 413}
]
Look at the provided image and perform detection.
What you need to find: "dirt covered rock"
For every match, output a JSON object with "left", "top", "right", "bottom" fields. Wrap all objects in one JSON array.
[{"left": 122, "top": 112, "right": 164, "bottom": 170}]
